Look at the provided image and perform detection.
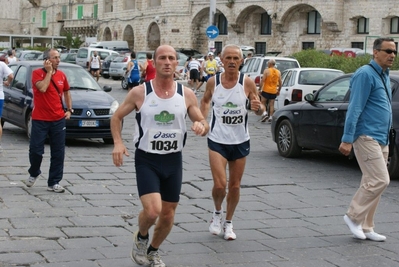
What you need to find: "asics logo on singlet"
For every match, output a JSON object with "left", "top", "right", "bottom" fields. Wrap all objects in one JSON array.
[
  {"left": 223, "top": 109, "right": 241, "bottom": 115},
  {"left": 153, "top": 131, "right": 177, "bottom": 139}
]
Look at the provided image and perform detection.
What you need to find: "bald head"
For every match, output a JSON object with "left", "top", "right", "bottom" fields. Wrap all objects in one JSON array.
[{"left": 154, "top": 45, "right": 177, "bottom": 60}]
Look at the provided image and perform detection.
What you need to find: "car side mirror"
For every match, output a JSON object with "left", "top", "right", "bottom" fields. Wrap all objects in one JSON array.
[
  {"left": 103, "top": 85, "right": 112, "bottom": 92},
  {"left": 15, "top": 82, "right": 25, "bottom": 90},
  {"left": 304, "top": 93, "right": 315, "bottom": 102}
]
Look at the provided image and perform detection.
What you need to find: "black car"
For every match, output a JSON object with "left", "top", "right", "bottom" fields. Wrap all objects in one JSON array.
[
  {"left": 175, "top": 48, "right": 203, "bottom": 59},
  {"left": 2, "top": 61, "right": 120, "bottom": 144},
  {"left": 271, "top": 73, "right": 399, "bottom": 179},
  {"left": 101, "top": 53, "right": 120, "bottom": 79}
]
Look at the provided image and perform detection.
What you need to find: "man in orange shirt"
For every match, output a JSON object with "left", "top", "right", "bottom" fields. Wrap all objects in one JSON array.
[{"left": 259, "top": 59, "right": 282, "bottom": 122}]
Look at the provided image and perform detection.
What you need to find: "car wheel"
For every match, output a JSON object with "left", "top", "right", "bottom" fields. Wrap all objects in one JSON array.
[
  {"left": 26, "top": 111, "right": 32, "bottom": 139},
  {"left": 112, "top": 76, "right": 120, "bottom": 80},
  {"left": 388, "top": 145, "right": 399, "bottom": 180},
  {"left": 102, "top": 74, "right": 109, "bottom": 79},
  {"left": 276, "top": 119, "right": 301, "bottom": 157},
  {"left": 121, "top": 78, "right": 128, "bottom": 90},
  {"left": 103, "top": 138, "right": 114, "bottom": 144}
]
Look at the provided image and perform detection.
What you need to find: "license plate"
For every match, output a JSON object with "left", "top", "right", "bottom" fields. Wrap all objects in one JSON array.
[
  {"left": 79, "top": 120, "right": 99, "bottom": 127},
  {"left": 111, "top": 69, "right": 117, "bottom": 72}
]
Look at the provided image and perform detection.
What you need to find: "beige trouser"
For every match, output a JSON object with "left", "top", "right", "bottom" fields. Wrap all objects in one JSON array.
[{"left": 347, "top": 135, "right": 390, "bottom": 233}]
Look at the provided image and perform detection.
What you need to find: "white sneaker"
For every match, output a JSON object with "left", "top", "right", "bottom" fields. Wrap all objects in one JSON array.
[
  {"left": 223, "top": 222, "right": 236, "bottom": 240},
  {"left": 365, "top": 231, "right": 386, "bottom": 242},
  {"left": 131, "top": 230, "right": 150, "bottom": 265},
  {"left": 209, "top": 211, "right": 223, "bottom": 235},
  {"left": 147, "top": 250, "right": 166, "bottom": 267},
  {"left": 343, "top": 215, "right": 366, "bottom": 239},
  {"left": 26, "top": 176, "right": 38, "bottom": 187},
  {"left": 47, "top": 184, "right": 65, "bottom": 193}
]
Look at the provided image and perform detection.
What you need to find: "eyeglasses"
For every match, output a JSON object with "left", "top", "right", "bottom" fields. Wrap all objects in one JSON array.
[{"left": 378, "top": 49, "right": 397, "bottom": 55}]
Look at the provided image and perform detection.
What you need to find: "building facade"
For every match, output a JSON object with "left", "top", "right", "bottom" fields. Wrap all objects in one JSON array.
[{"left": 4, "top": 0, "right": 399, "bottom": 55}]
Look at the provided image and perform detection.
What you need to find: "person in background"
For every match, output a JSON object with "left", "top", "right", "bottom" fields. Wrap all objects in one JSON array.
[
  {"left": 259, "top": 59, "right": 282, "bottom": 123},
  {"left": 184, "top": 56, "right": 192, "bottom": 81},
  {"left": 215, "top": 51, "right": 224, "bottom": 74},
  {"left": 5, "top": 49, "right": 17, "bottom": 65},
  {"left": 0, "top": 61, "right": 14, "bottom": 152},
  {"left": 195, "top": 55, "right": 208, "bottom": 92},
  {"left": 111, "top": 45, "right": 209, "bottom": 267},
  {"left": 200, "top": 44, "right": 265, "bottom": 241},
  {"left": 26, "top": 48, "right": 72, "bottom": 193},
  {"left": 244, "top": 52, "right": 252, "bottom": 65},
  {"left": 188, "top": 56, "right": 201, "bottom": 94},
  {"left": 140, "top": 52, "right": 156, "bottom": 82},
  {"left": 89, "top": 50, "right": 101, "bottom": 81},
  {"left": 204, "top": 52, "right": 218, "bottom": 81},
  {"left": 339, "top": 37, "right": 395, "bottom": 242},
  {"left": 125, "top": 52, "right": 141, "bottom": 90}
]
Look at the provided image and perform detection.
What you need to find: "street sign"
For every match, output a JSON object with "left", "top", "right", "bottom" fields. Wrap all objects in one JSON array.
[{"left": 206, "top": 25, "right": 219, "bottom": 39}]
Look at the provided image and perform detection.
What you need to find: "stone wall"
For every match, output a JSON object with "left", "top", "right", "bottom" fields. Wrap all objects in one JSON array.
[{"left": 7, "top": 0, "right": 399, "bottom": 55}]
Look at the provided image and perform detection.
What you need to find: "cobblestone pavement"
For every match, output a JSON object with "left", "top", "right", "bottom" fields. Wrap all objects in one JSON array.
[{"left": 0, "top": 77, "right": 398, "bottom": 267}]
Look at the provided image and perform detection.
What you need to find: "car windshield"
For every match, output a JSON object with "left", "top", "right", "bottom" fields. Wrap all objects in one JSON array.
[
  {"left": 49, "top": 65, "right": 103, "bottom": 91},
  {"left": 299, "top": 70, "right": 344, "bottom": 85}
]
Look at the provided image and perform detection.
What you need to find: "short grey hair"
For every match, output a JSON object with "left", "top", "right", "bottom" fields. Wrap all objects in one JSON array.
[
  {"left": 221, "top": 44, "right": 243, "bottom": 59},
  {"left": 268, "top": 59, "right": 276, "bottom": 65}
]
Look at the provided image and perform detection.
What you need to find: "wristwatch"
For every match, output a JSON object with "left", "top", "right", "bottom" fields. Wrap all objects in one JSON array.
[{"left": 67, "top": 108, "right": 74, "bottom": 113}]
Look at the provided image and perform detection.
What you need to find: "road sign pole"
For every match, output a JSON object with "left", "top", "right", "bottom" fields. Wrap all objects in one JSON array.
[{"left": 210, "top": 0, "right": 216, "bottom": 25}]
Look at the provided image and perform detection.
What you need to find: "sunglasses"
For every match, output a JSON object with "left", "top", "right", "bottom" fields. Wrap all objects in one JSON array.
[{"left": 378, "top": 49, "right": 398, "bottom": 55}]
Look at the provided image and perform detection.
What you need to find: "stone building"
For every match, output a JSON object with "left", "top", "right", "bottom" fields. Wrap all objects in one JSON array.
[{"left": 3, "top": 0, "right": 399, "bottom": 55}]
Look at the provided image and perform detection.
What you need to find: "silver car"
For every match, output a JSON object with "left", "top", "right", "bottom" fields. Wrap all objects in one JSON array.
[{"left": 109, "top": 55, "right": 129, "bottom": 80}]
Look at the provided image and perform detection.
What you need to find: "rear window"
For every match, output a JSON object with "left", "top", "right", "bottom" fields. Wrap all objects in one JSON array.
[
  {"left": 298, "top": 70, "right": 344, "bottom": 85},
  {"left": 275, "top": 60, "right": 299, "bottom": 72},
  {"left": 113, "top": 56, "right": 125, "bottom": 62}
]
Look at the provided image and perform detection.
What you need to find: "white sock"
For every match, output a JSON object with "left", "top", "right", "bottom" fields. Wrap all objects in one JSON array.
[{"left": 262, "top": 111, "right": 267, "bottom": 116}]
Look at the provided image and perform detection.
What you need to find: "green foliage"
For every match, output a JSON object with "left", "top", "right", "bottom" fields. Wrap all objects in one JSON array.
[
  {"left": 59, "top": 32, "right": 84, "bottom": 49},
  {"left": 292, "top": 49, "right": 399, "bottom": 73}
]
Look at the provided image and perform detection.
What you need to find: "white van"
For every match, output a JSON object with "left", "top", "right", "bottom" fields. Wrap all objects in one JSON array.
[
  {"left": 89, "top": 41, "right": 128, "bottom": 50},
  {"left": 76, "top": 47, "right": 119, "bottom": 68},
  {"left": 240, "top": 46, "right": 255, "bottom": 58},
  {"left": 240, "top": 56, "right": 300, "bottom": 88}
]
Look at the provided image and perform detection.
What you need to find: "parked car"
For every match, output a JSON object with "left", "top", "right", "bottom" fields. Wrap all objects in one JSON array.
[
  {"left": 109, "top": 55, "right": 130, "bottom": 80},
  {"left": 176, "top": 51, "right": 188, "bottom": 74},
  {"left": 275, "top": 68, "right": 345, "bottom": 109},
  {"left": 60, "top": 53, "right": 77, "bottom": 64},
  {"left": 241, "top": 56, "right": 301, "bottom": 88},
  {"left": 101, "top": 53, "right": 121, "bottom": 79},
  {"left": 270, "top": 73, "right": 399, "bottom": 179},
  {"left": 16, "top": 50, "right": 43, "bottom": 61},
  {"left": 175, "top": 48, "right": 203, "bottom": 58},
  {"left": 2, "top": 61, "right": 119, "bottom": 144}
]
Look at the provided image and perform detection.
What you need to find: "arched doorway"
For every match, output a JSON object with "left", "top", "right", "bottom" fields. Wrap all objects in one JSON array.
[
  {"left": 147, "top": 22, "right": 160, "bottom": 50},
  {"left": 123, "top": 25, "right": 134, "bottom": 50}
]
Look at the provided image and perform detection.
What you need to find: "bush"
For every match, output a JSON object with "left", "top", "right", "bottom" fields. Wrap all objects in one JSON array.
[{"left": 292, "top": 49, "right": 399, "bottom": 73}]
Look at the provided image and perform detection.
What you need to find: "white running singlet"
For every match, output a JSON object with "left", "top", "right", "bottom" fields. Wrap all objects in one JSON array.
[
  {"left": 134, "top": 81, "right": 188, "bottom": 154},
  {"left": 208, "top": 72, "right": 250, "bottom": 145}
]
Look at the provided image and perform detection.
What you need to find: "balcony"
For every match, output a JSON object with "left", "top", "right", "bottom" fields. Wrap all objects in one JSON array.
[{"left": 36, "top": 23, "right": 48, "bottom": 33}]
